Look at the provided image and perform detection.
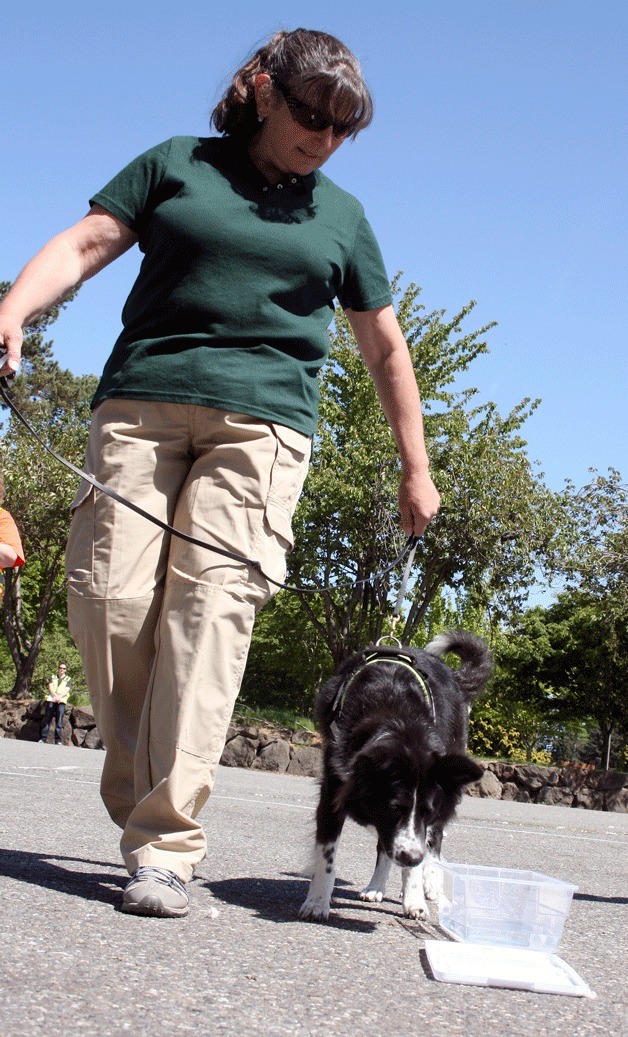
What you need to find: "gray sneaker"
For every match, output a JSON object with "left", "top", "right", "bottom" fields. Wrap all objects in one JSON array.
[{"left": 121, "top": 866, "right": 189, "bottom": 917}]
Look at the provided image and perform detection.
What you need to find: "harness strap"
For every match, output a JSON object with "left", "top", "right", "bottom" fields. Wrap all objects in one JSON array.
[{"left": 331, "top": 648, "right": 436, "bottom": 733}]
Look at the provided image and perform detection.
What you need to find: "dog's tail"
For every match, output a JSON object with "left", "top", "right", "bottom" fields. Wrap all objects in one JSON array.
[{"left": 424, "top": 630, "right": 493, "bottom": 702}]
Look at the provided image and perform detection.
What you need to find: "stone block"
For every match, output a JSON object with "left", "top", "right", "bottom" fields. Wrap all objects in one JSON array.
[
  {"left": 287, "top": 746, "right": 321, "bottom": 778},
  {"left": 604, "top": 787, "right": 628, "bottom": 812},
  {"left": 490, "top": 762, "right": 517, "bottom": 782},
  {"left": 82, "top": 729, "right": 104, "bottom": 750},
  {"left": 467, "top": 769, "right": 502, "bottom": 799},
  {"left": 594, "top": 770, "right": 627, "bottom": 793},
  {"left": 572, "top": 786, "right": 605, "bottom": 811},
  {"left": 500, "top": 781, "right": 520, "bottom": 801},
  {"left": 252, "top": 739, "right": 291, "bottom": 773},
  {"left": 514, "top": 765, "right": 557, "bottom": 791},
  {"left": 536, "top": 786, "right": 574, "bottom": 807},
  {"left": 70, "top": 707, "right": 96, "bottom": 729},
  {"left": 220, "top": 735, "right": 258, "bottom": 769}
]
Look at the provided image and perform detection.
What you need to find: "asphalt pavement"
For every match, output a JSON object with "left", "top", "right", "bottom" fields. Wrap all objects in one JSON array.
[{"left": 0, "top": 737, "right": 626, "bottom": 1037}]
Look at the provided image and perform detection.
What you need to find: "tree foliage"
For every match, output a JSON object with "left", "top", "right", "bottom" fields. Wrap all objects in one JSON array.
[
  {"left": 557, "top": 467, "right": 627, "bottom": 597},
  {"left": 0, "top": 281, "right": 96, "bottom": 698},
  {"left": 542, "top": 592, "right": 627, "bottom": 761},
  {"left": 284, "top": 280, "right": 565, "bottom": 664},
  {"left": 475, "top": 468, "right": 627, "bottom": 768},
  {"left": 492, "top": 469, "right": 628, "bottom": 766},
  {"left": 491, "top": 590, "right": 627, "bottom": 769},
  {"left": 240, "top": 593, "right": 330, "bottom": 716}
]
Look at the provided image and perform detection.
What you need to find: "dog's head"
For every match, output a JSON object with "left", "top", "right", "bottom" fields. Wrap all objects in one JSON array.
[{"left": 335, "top": 731, "right": 483, "bottom": 867}]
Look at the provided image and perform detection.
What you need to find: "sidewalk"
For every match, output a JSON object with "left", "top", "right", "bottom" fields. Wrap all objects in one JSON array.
[{"left": 0, "top": 738, "right": 626, "bottom": 1037}]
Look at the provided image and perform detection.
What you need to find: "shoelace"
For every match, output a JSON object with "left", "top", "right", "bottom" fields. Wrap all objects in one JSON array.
[{"left": 128, "top": 866, "right": 187, "bottom": 896}]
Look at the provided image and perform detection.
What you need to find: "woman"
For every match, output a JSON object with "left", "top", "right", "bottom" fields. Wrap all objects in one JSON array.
[{"left": 0, "top": 28, "right": 440, "bottom": 917}]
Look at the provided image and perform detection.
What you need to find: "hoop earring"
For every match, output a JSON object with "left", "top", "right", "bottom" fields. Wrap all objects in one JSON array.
[{"left": 257, "top": 115, "right": 265, "bottom": 123}]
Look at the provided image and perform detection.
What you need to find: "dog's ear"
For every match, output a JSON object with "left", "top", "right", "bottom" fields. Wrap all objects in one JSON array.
[
  {"left": 429, "top": 753, "right": 484, "bottom": 794},
  {"left": 333, "top": 735, "right": 399, "bottom": 813}
]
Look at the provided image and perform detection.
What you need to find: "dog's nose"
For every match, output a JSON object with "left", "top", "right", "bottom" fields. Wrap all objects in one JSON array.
[{"left": 395, "top": 850, "right": 423, "bottom": 868}]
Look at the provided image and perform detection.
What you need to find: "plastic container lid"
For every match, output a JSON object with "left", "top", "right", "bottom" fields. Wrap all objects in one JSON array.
[{"left": 425, "top": 941, "right": 596, "bottom": 998}]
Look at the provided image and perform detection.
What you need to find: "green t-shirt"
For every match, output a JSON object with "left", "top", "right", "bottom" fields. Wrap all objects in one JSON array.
[{"left": 90, "top": 136, "right": 392, "bottom": 436}]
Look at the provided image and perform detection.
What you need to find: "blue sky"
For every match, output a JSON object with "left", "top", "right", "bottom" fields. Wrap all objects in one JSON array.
[{"left": 2, "top": 0, "right": 626, "bottom": 492}]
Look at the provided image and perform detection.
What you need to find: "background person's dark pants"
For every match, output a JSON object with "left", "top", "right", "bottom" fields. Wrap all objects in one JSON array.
[{"left": 40, "top": 702, "right": 66, "bottom": 744}]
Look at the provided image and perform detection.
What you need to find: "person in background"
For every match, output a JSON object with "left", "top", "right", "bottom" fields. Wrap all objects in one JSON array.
[
  {"left": 0, "top": 28, "right": 440, "bottom": 917},
  {"left": 39, "top": 662, "right": 73, "bottom": 745}
]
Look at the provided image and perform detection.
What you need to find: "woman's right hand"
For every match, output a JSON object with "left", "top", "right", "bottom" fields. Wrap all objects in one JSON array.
[{"left": 0, "top": 315, "right": 23, "bottom": 378}]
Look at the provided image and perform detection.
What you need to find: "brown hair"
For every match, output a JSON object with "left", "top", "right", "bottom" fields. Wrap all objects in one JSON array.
[{"left": 211, "top": 28, "right": 373, "bottom": 141}]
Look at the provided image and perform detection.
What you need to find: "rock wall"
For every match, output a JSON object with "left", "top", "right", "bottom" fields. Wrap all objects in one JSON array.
[
  {"left": 469, "top": 760, "right": 627, "bottom": 812},
  {"left": 220, "top": 723, "right": 323, "bottom": 777},
  {"left": 219, "top": 726, "right": 628, "bottom": 812},
  {"left": 0, "top": 698, "right": 103, "bottom": 748},
  {"left": 2, "top": 700, "right": 626, "bottom": 812}
]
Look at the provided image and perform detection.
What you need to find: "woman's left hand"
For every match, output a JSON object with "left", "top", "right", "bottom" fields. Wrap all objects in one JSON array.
[{"left": 398, "top": 468, "right": 440, "bottom": 537}]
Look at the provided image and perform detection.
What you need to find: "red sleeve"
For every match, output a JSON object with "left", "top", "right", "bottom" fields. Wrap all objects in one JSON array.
[{"left": 0, "top": 509, "right": 25, "bottom": 567}]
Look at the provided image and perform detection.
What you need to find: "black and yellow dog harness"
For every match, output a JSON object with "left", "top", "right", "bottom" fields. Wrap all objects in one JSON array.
[{"left": 330, "top": 644, "right": 436, "bottom": 731}]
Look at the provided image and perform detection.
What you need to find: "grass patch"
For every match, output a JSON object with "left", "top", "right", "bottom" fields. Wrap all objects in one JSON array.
[
  {"left": 68, "top": 691, "right": 92, "bottom": 708},
  {"left": 232, "top": 702, "right": 316, "bottom": 733}
]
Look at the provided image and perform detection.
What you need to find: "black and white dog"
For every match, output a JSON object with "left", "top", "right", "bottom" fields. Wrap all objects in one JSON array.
[{"left": 299, "top": 631, "right": 492, "bottom": 922}]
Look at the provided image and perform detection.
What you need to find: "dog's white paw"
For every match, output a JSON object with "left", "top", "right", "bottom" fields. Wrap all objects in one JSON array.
[
  {"left": 403, "top": 898, "right": 429, "bottom": 920},
  {"left": 299, "top": 844, "right": 336, "bottom": 921},
  {"left": 299, "top": 896, "right": 331, "bottom": 922},
  {"left": 360, "top": 887, "right": 384, "bottom": 903},
  {"left": 423, "top": 863, "right": 440, "bottom": 902},
  {"left": 402, "top": 865, "right": 429, "bottom": 919}
]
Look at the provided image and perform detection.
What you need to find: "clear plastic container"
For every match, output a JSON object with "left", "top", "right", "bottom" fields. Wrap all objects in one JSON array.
[{"left": 436, "top": 862, "right": 578, "bottom": 951}]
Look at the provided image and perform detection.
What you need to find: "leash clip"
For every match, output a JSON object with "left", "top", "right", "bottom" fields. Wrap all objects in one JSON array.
[
  {"left": 0, "top": 349, "right": 17, "bottom": 389},
  {"left": 376, "top": 632, "right": 402, "bottom": 648}
]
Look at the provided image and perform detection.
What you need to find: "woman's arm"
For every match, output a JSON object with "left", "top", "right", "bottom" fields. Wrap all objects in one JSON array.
[
  {"left": 345, "top": 304, "right": 440, "bottom": 537},
  {"left": 0, "top": 205, "right": 138, "bottom": 376},
  {"left": 0, "top": 544, "right": 18, "bottom": 568}
]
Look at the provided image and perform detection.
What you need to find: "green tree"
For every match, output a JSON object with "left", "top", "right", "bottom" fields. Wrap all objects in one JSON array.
[
  {"left": 489, "top": 589, "right": 627, "bottom": 769},
  {"left": 286, "top": 281, "right": 564, "bottom": 665},
  {"left": 550, "top": 469, "right": 627, "bottom": 766},
  {"left": 481, "top": 610, "right": 558, "bottom": 762},
  {"left": 0, "top": 281, "right": 80, "bottom": 417},
  {"left": 467, "top": 469, "right": 627, "bottom": 766},
  {"left": 541, "top": 591, "right": 627, "bottom": 769},
  {"left": 557, "top": 468, "right": 627, "bottom": 598},
  {"left": 240, "top": 593, "right": 331, "bottom": 716},
  {"left": 0, "top": 282, "right": 96, "bottom": 698}
]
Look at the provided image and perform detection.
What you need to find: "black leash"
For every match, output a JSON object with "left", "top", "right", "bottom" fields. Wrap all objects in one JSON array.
[
  {"left": 328, "top": 541, "right": 428, "bottom": 735},
  {"left": 0, "top": 378, "right": 419, "bottom": 597},
  {"left": 388, "top": 537, "right": 418, "bottom": 637}
]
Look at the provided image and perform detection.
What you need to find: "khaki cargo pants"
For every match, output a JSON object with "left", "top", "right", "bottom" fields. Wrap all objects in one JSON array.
[{"left": 66, "top": 399, "right": 310, "bottom": 882}]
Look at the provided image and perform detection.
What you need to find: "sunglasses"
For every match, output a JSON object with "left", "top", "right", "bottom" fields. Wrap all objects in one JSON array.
[{"left": 272, "top": 79, "right": 355, "bottom": 138}]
